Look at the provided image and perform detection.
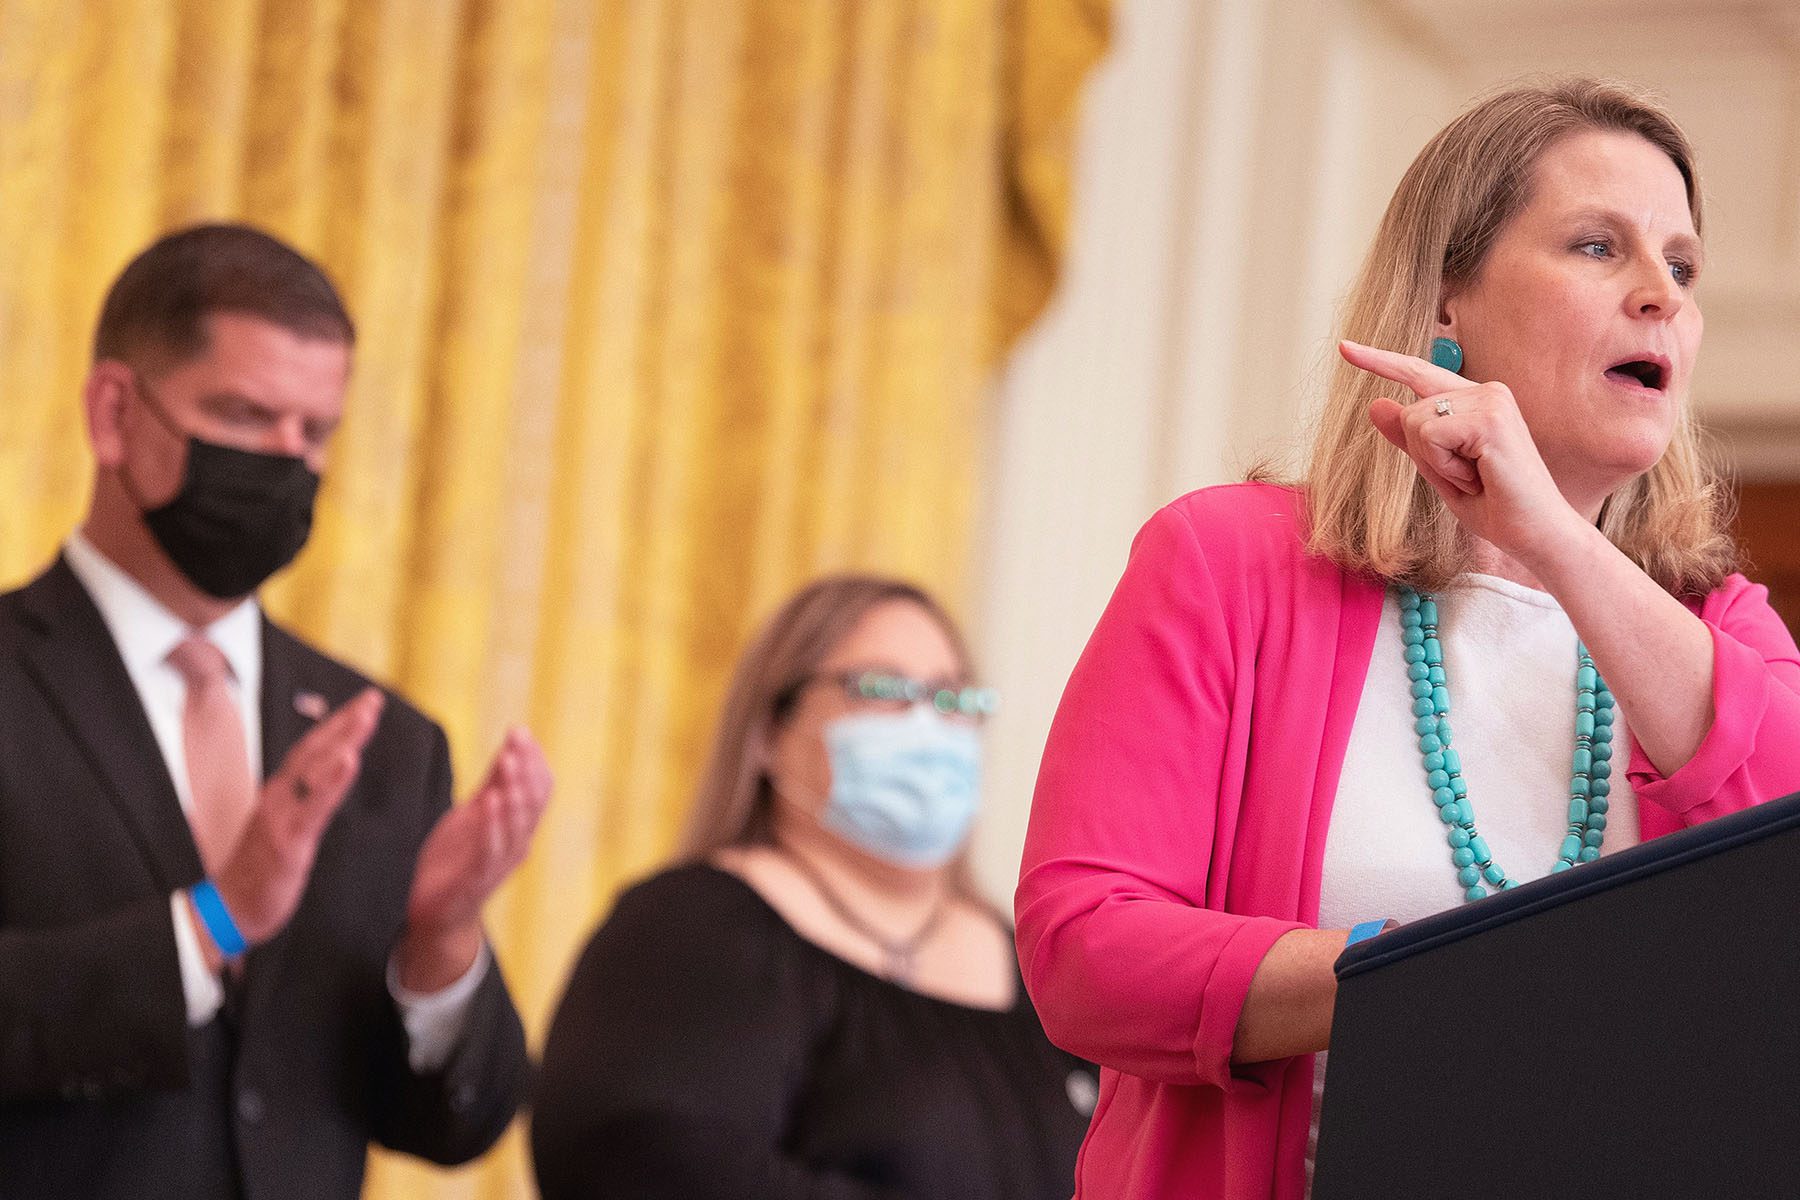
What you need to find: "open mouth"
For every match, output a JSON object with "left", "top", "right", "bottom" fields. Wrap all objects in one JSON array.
[{"left": 1604, "top": 358, "right": 1667, "bottom": 391}]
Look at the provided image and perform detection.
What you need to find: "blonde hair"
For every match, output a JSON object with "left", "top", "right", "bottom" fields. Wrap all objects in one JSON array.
[
  {"left": 1304, "top": 77, "right": 1738, "bottom": 595},
  {"left": 676, "top": 574, "right": 983, "bottom": 897}
]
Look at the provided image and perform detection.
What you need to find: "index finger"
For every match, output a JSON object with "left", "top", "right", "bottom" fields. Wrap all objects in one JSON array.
[
  {"left": 501, "top": 725, "right": 553, "bottom": 799},
  {"left": 282, "top": 688, "right": 384, "bottom": 781},
  {"left": 1339, "top": 339, "right": 1470, "bottom": 399}
]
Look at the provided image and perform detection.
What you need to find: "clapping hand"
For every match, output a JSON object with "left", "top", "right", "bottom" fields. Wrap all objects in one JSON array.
[
  {"left": 204, "top": 688, "right": 385, "bottom": 963},
  {"left": 394, "top": 727, "right": 553, "bottom": 993}
]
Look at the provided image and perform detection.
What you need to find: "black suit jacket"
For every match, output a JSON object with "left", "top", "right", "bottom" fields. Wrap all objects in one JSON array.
[{"left": 0, "top": 559, "right": 530, "bottom": 1199}]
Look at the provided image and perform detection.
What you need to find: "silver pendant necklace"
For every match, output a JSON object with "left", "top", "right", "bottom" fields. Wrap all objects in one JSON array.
[{"left": 773, "top": 844, "right": 952, "bottom": 983}]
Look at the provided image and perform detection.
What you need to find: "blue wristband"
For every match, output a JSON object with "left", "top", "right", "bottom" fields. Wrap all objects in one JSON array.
[
  {"left": 189, "top": 880, "right": 247, "bottom": 959},
  {"left": 1346, "top": 918, "right": 1388, "bottom": 947}
]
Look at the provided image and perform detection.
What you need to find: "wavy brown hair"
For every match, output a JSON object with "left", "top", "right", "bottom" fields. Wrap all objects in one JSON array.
[
  {"left": 1303, "top": 77, "right": 1738, "bottom": 595},
  {"left": 676, "top": 574, "right": 983, "bottom": 897}
]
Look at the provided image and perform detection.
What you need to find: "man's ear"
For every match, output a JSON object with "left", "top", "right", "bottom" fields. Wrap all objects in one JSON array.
[{"left": 84, "top": 360, "right": 136, "bottom": 469}]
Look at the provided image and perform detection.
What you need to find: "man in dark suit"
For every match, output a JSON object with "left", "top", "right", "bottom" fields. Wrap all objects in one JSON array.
[{"left": 0, "top": 224, "right": 550, "bottom": 1198}]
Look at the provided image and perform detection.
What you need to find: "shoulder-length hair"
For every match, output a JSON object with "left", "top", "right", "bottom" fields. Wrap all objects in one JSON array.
[
  {"left": 676, "top": 574, "right": 983, "bottom": 897},
  {"left": 1303, "top": 76, "right": 1737, "bottom": 595}
]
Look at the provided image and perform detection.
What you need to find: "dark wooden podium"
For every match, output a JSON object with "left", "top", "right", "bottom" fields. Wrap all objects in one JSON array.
[{"left": 1313, "top": 790, "right": 1800, "bottom": 1200}]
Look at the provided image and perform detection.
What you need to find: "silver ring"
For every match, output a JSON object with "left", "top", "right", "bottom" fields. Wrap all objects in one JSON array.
[{"left": 1434, "top": 396, "right": 1453, "bottom": 417}]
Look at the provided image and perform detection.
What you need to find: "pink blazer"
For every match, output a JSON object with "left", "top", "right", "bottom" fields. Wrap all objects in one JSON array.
[{"left": 1016, "top": 483, "right": 1800, "bottom": 1200}]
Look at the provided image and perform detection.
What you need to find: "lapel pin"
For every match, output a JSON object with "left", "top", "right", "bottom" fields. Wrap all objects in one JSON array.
[{"left": 294, "top": 691, "right": 329, "bottom": 721}]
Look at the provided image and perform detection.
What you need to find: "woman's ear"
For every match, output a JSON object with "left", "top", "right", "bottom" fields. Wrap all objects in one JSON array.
[
  {"left": 754, "top": 720, "right": 788, "bottom": 778},
  {"left": 1435, "top": 281, "right": 1461, "bottom": 338}
]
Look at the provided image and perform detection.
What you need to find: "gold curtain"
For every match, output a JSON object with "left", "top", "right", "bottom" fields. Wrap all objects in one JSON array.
[{"left": 0, "top": 0, "right": 1108, "bottom": 1196}]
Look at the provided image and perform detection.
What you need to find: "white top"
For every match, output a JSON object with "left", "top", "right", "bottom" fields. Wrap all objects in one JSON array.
[
  {"left": 62, "top": 532, "right": 485, "bottom": 1071},
  {"left": 1303, "top": 575, "right": 1641, "bottom": 1195}
]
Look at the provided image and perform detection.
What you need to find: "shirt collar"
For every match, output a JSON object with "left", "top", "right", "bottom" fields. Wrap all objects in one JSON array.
[{"left": 63, "top": 531, "right": 262, "bottom": 687}]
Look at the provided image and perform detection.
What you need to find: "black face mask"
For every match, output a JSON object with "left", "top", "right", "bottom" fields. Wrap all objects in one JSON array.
[{"left": 124, "top": 379, "right": 323, "bottom": 599}]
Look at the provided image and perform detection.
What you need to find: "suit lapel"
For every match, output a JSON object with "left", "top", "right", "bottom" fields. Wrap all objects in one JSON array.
[
  {"left": 14, "top": 559, "right": 202, "bottom": 891},
  {"left": 258, "top": 616, "right": 315, "bottom": 782}
]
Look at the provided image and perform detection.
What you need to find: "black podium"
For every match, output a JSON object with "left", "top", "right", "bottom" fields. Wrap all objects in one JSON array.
[{"left": 1313, "top": 790, "right": 1800, "bottom": 1200}]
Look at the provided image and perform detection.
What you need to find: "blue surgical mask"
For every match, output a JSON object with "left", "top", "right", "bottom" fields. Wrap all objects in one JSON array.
[{"left": 819, "top": 707, "right": 983, "bottom": 868}]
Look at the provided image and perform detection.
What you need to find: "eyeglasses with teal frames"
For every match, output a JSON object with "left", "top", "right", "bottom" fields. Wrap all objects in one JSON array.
[{"left": 789, "top": 670, "right": 1000, "bottom": 724}]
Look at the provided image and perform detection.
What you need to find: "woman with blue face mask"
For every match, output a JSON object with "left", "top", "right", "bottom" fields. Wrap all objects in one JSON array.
[{"left": 532, "top": 575, "right": 1097, "bottom": 1200}]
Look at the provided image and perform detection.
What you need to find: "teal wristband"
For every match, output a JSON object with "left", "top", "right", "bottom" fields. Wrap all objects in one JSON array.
[
  {"left": 189, "top": 880, "right": 247, "bottom": 959},
  {"left": 1346, "top": 918, "right": 1388, "bottom": 947}
]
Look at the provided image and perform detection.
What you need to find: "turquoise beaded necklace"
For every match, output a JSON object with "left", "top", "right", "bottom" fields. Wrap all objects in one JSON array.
[{"left": 1397, "top": 586, "right": 1616, "bottom": 902}]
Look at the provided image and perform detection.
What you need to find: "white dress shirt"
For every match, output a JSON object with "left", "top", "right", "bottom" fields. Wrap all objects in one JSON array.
[{"left": 62, "top": 532, "right": 487, "bottom": 1072}]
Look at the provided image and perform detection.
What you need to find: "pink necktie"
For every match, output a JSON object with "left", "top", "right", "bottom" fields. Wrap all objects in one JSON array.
[{"left": 167, "top": 635, "right": 255, "bottom": 875}]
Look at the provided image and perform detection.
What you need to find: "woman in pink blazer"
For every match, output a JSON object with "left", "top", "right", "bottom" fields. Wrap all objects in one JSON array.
[{"left": 1016, "top": 78, "right": 1800, "bottom": 1200}]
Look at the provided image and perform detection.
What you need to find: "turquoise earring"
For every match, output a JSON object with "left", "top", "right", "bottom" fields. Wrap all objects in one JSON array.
[{"left": 1430, "top": 337, "right": 1463, "bottom": 374}]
